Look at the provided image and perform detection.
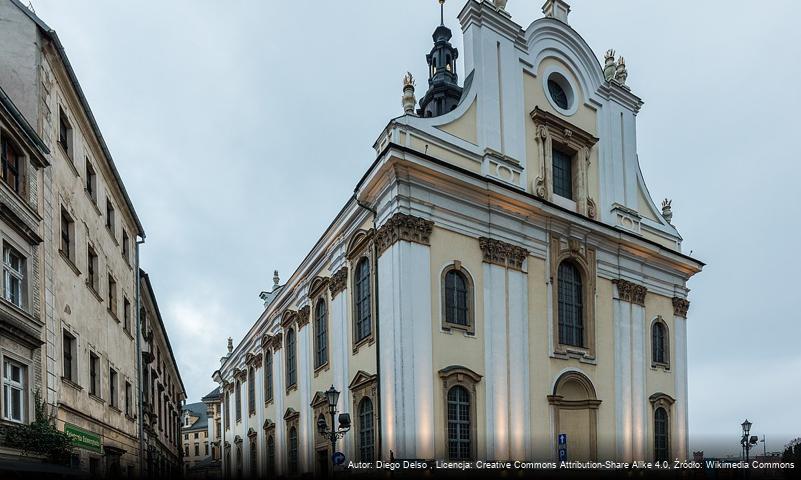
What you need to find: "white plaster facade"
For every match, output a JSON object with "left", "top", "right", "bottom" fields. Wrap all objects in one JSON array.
[{"left": 215, "top": 1, "right": 702, "bottom": 477}]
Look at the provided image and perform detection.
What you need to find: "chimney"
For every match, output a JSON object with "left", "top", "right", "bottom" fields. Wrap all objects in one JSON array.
[{"left": 543, "top": 0, "right": 571, "bottom": 24}]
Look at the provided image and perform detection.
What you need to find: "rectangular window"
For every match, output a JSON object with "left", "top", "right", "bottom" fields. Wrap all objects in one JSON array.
[
  {"left": 106, "top": 199, "right": 115, "bottom": 234},
  {"left": 122, "top": 229, "right": 130, "bottom": 263},
  {"left": 205, "top": 443, "right": 209, "bottom": 455},
  {"left": 194, "top": 444, "right": 199, "bottom": 456},
  {"left": 85, "top": 159, "right": 97, "bottom": 203},
  {"left": 2, "top": 359, "right": 25, "bottom": 423},
  {"left": 1, "top": 134, "right": 22, "bottom": 194},
  {"left": 194, "top": 432, "right": 198, "bottom": 439},
  {"left": 58, "top": 108, "right": 72, "bottom": 157},
  {"left": 123, "top": 297, "right": 131, "bottom": 332},
  {"left": 224, "top": 392, "right": 230, "bottom": 429},
  {"left": 2, "top": 244, "right": 25, "bottom": 309},
  {"left": 61, "top": 209, "right": 75, "bottom": 262},
  {"left": 107, "top": 274, "right": 117, "bottom": 315},
  {"left": 89, "top": 352, "right": 99, "bottom": 397},
  {"left": 63, "top": 331, "right": 75, "bottom": 382},
  {"left": 109, "top": 368, "right": 118, "bottom": 408},
  {"left": 125, "top": 381, "right": 132, "bottom": 416},
  {"left": 552, "top": 149, "right": 573, "bottom": 199},
  {"left": 87, "top": 245, "right": 98, "bottom": 292}
]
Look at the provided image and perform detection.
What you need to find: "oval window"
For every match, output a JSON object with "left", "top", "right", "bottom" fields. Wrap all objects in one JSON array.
[{"left": 548, "top": 79, "right": 569, "bottom": 110}]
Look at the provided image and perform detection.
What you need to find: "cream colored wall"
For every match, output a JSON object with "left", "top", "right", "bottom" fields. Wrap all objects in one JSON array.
[
  {"left": 436, "top": 98, "right": 478, "bottom": 146},
  {"left": 523, "top": 60, "right": 600, "bottom": 204},
  {"left": 643, "top": 292, "right": 678, "bottom": 458},
  {"left": 44, "top": 51, "right": 140, "bottom": 461},
  {"left": 428, "top": 227, "right": 486, "bottom": 459}
]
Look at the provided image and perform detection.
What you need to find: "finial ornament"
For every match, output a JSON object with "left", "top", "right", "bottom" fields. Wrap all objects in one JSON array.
[
  {"left": 661, "top": 199, "right": 673, "bottom": 224},
  {"left": 494, "top": 0, "right": 508, "bottom": 10},
  {"left": 272, "top": 270, "right": 280, "bottom": 290},
  {"left": 227, "top": 337, "right": 233, "bottom": 354},
  {"left": 438, "top": 0, "right": 445, "bottom": 26},
  {"left": 402, "top": 72, "right": 417, "bottom": 115},
  {"left": 603, "top": 49, "right": 616, "bottom": 81},
  {"left": 614, "top": 56, "right": 628, "bottom": 85}
]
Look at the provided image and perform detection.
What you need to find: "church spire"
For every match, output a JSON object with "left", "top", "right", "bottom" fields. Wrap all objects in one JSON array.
[{"left": 418, "top": 0, "right": 463, "bottom": 117}]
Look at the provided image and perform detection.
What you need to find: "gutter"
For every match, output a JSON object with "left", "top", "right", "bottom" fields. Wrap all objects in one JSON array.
[
  {"left": 355, "top": 199, "right": 382, "bottom": 460},
  {"left": 135, "top": 237, "right": 145, "bottom": 475}
]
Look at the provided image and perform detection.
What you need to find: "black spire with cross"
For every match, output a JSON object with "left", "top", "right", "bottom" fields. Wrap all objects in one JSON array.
[{"left": 419, "top": 0, "right": 463, "bottom": 117}]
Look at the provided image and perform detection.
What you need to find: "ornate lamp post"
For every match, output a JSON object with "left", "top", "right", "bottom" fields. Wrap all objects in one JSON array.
[
  {"left": 317, "top": 385, "right": 351, "bottom": 478},
  {"left": 741, "top": 419, "right": 758, "bottom": 463}
]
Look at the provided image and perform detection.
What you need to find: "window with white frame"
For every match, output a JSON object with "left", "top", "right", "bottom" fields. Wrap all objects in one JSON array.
[
  {"left": 3, "top": 243, "right": 25, "bottom": 309},
  {"left": 3, "top": 358, "right": 26, "bottom": 423}
]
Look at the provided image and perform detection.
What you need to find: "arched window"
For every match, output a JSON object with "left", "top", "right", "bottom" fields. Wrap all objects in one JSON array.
[
  {"left": 557, "top": 260, "right": 583, "bottom": 347},
  {"left": 652, "top": 321, "right": 668, "bottom": 366},
  {"left": 264, "top": 350, "right": 273, "bottom": 402},
  {"left": 447, "top": 386, "right": 471, "bottom": 460},
  {"left": 249, "top": 441, "right": 257, "bottom": 478},
  {"left": 247, "top": 367, "right": 255, "bottom": 415},
  {"left": 235, "top": 381, "right": 242, "bottom": 422},
  {"left": 314, "top": 299, "right": 328, "bottom": 368},
  {"left": 286, "top": 329, "right": 297, "bottom": 388},
  {"left": 358, "top": 398, "right": 375, "bottom": 462},
  {"left": 266, "top": 435, "right": 275, "bottom": 475},
  {"left": 654, "top": 407, "right": 669, "bottom": 462},
  {"left": 288, "top": 426, "right": 299, "bottom": 474},
  {"left": 354, "top": 258, "right": 372, "bottom": 343},
  {"left": 443, "top": 268, "right": 470, "bottom": 328}
]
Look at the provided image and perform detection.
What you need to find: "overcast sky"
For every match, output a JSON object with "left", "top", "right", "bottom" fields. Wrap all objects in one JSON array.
[{"left": 27, "top": 0, "right": 800, "bottom": 457}]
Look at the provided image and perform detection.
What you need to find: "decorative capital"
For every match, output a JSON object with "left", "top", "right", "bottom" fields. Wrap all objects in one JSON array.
[
  {"left": 297, "top": 305, "right": 311, "bottom": 329},
  {"left": 329, "top": 267, "right": 348, "bottom": 297},
  {"left": 271, "top": 332, "right": 283, "bottom": 351},
  {"left": 613, "top": 279, "right": 647, "bottom": 306},
  {"left": 672, "top": 297, "right": 690, "bottom": 318},
  {"left": 479, "top": 237, "right": 528, "bottom": 271},
  {"left": 375, "top": 213, "right": 434, "bottom": 254}
]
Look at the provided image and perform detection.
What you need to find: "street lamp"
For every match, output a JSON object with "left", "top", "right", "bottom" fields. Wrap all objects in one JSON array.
[
  {"left": 741, "top": 419, "right": 758, "bottom": 464},
  {"left": 318, "top": 385, "right": 351, "bottom": 478}
]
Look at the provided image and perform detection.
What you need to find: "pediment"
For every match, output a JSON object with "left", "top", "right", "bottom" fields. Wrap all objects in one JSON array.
[{"left": 348, "top": 370, "right": 377, "bottom": 391}]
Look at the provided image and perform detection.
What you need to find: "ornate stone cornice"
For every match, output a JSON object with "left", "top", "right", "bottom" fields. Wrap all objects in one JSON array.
[
  {"left": 478, "top": 237, "right": 528, "bottom": 271},
  {"left": 329, "top": 267, "right": 348, "bottom": 297},
  {"left": 233, "top": 368, "right": 246, "bottom": 382},
  {"left": 261, "top": 334, "right": 273, "bottom": 350},
  {"left": 613, "top": 279, "right": 647, "bottom": 306},
  {"left": 672, "top": 297, "right": 690, "bottom": 318},
  {"left": 281, "top": 310, "right": 297, "bottom": 329},
  {"left": 375, "top": 213, "right": 434, "bottom": 254},
  {"left": 297, "top": 305, "right": 310, "bottom": 329}
]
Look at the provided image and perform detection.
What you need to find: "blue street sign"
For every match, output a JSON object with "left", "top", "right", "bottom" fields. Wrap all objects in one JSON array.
[
  {"left": 558, "top": 433, "right": 567, "bottom": 445},
  {"left": 558, "top": 447, "right": 567, "bottom": 462},
  {"left": 332, "top": 451, "right": 346, "bottom": 465}
]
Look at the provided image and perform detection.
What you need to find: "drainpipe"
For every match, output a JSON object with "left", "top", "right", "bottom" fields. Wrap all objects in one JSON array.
[
  {"left": 135, "top": 237, "right": 145, "bottom": 476},
  {"left": 355, "top": 198, "right": 382, "bottom": 460}
]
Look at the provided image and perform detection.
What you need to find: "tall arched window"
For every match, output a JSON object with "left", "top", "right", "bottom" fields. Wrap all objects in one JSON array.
[
  {"left": 266, "top": 435, "right": 275, "bottom": 475},
  {"left": 447, "top": 386, "right": 471, "bottom": 460},
  {"left": 235, "top": 381, "right": 242, "bottom": 422},
  {"left": 557, "top": 260, "right": 584, "bottom": 347},
  {"left": 247, "top": 367, "right": 255, "bottom": 415},
  {"left": 652, "top": 321, "right": 668, "bottom": 366},
  {"left": 654, "top": 407, "right": 669, "bottom": 462},
  {"left": 249, "top": 440, "right": 257, "bottom": 478},
  {"left": 354, "top": 258, "right": 372, "bottom": 342},
  {"left": 264, "top": 350, "right": 273, "bottom": 403},
  {"left": 288, "top": 426, "right": 299, "bottom": 474},
  {"left": 314, "top": 299, "right": 328, "bottom": 369},
  {"left": 358, "top": 398, "right": 375, "bottom": 462},
  {"left": 286, "top": 329, "right": 297, "bottom": 388},
  {"left": 444, "top": 269, "right": 469, "bottom": 327}
]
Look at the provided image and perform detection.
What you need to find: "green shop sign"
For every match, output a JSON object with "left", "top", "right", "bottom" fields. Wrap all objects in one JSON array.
[{"left": 64, "top": 423, "right": 102, "bottom": 453}]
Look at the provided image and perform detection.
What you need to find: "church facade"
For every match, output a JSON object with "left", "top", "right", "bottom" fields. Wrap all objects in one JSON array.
[{"left": 215, "top": 1, "right": 703, "bottom": 476}]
